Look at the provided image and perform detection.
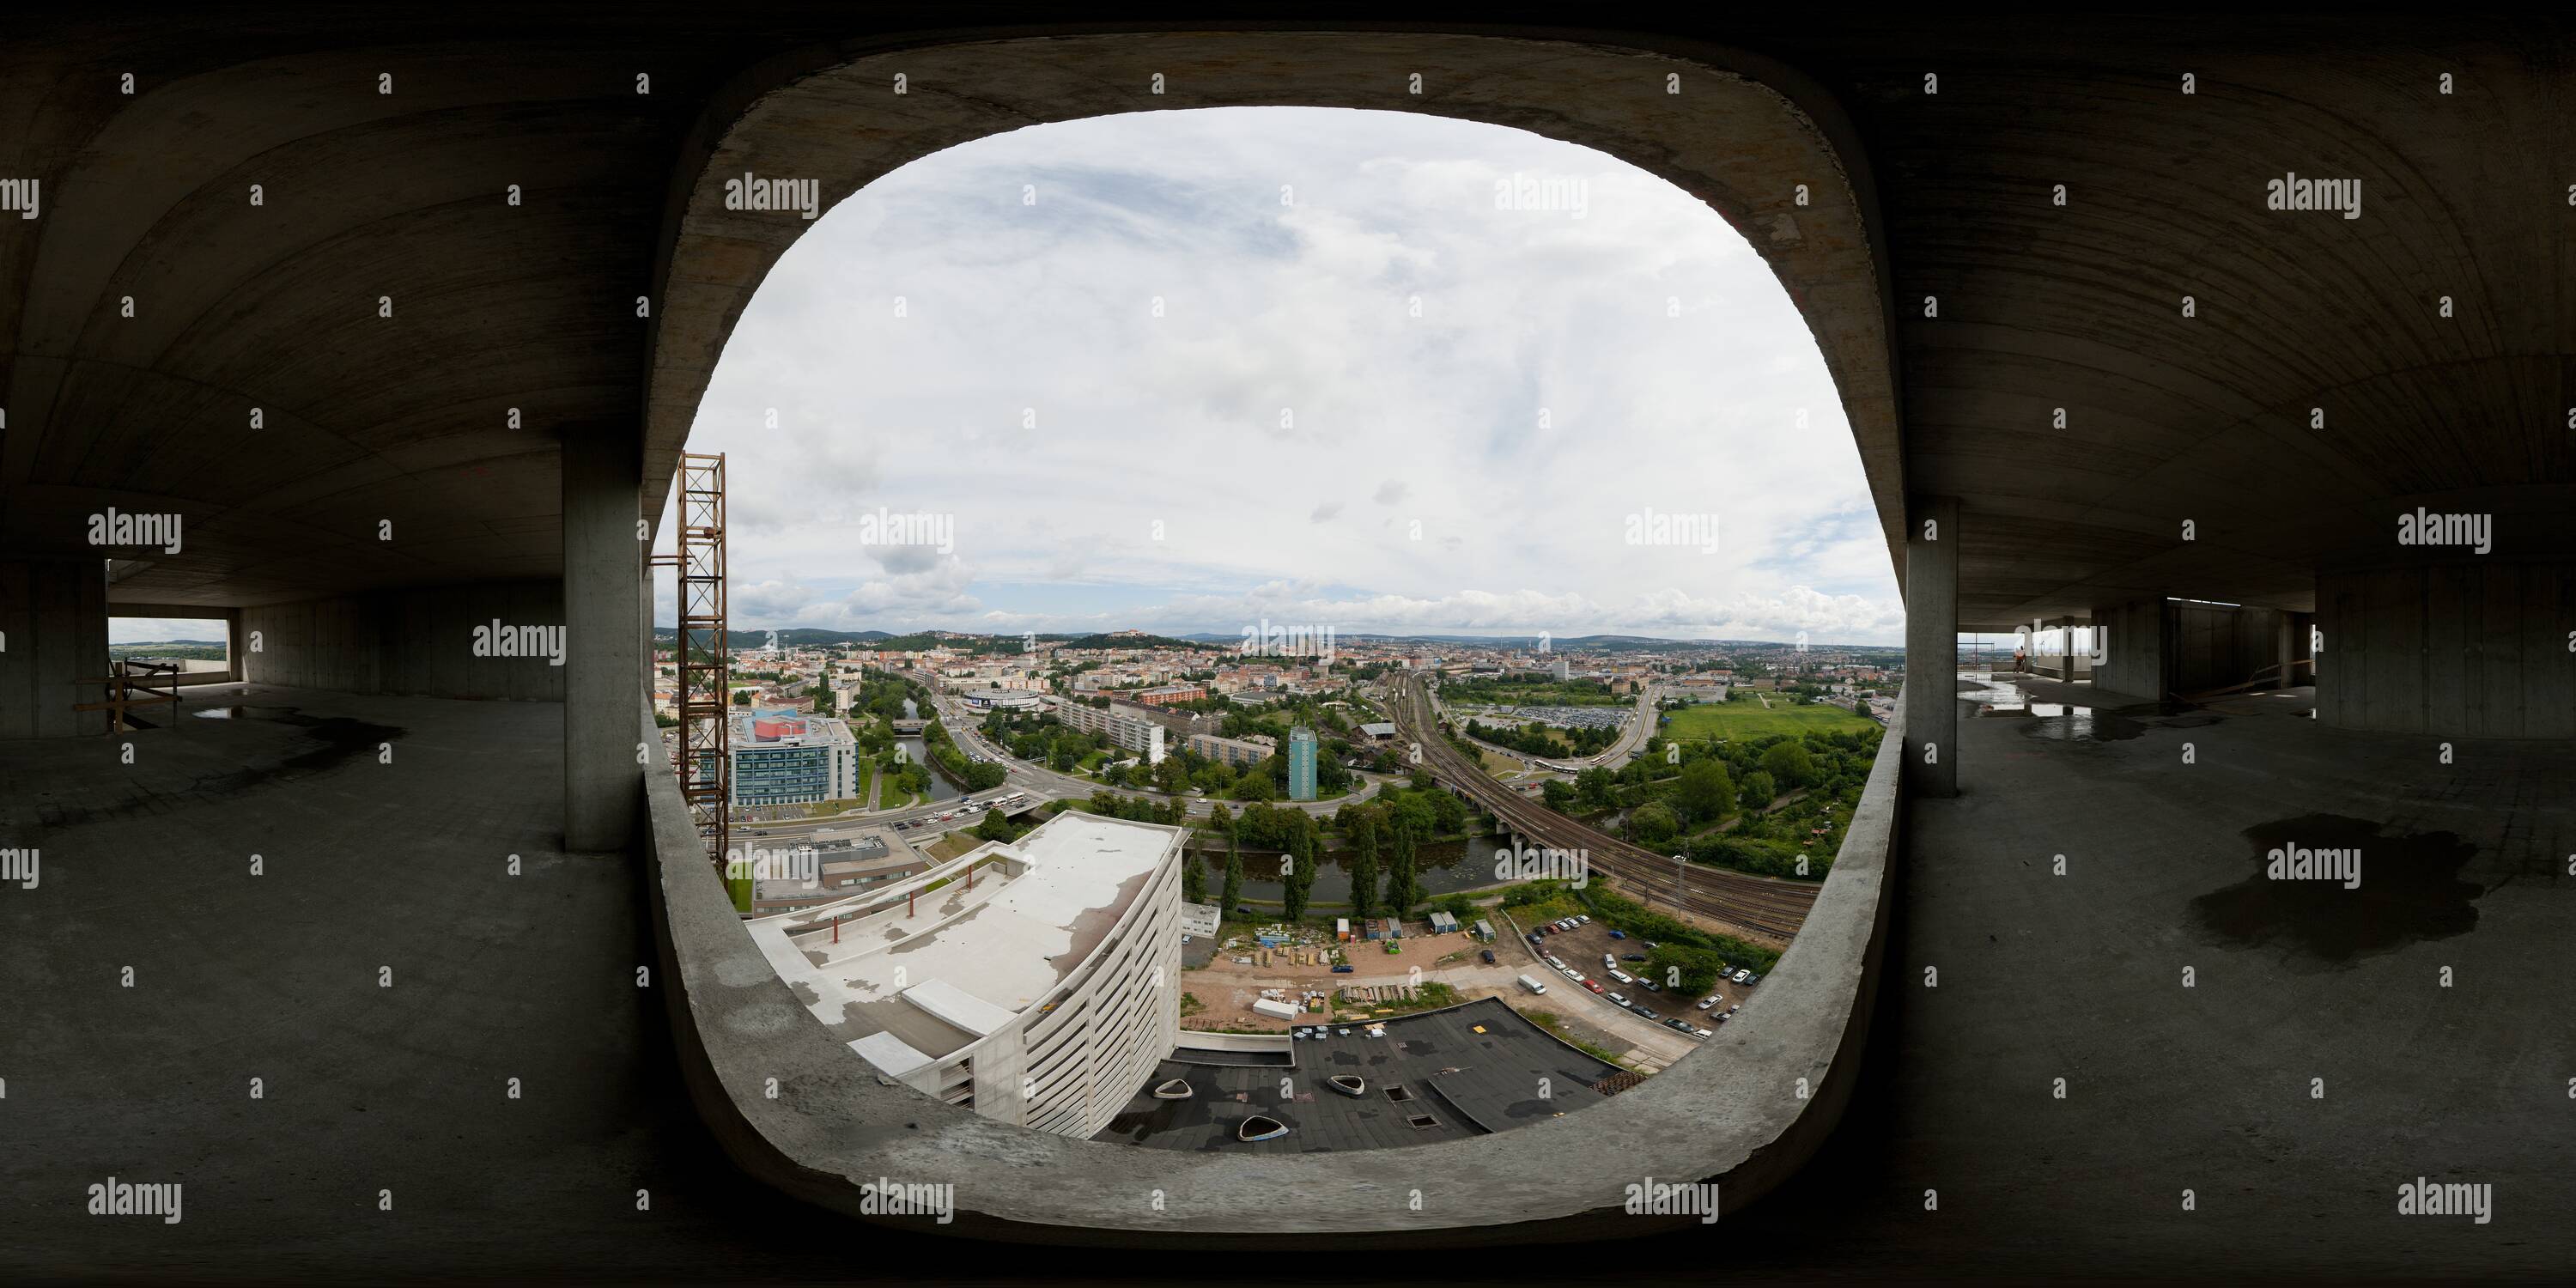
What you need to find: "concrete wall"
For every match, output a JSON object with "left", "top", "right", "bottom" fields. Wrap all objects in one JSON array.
[
  {"left": 2317, "top": 563, "right": 2575, "bottom": 738},
  {"left": 2169, "top": 605, "right": 2288, "bottom": 696},
  {"left": 0, "top": 559, "right": 108, "bottom": 738},
  {"left": 2089, "top": 598, "right": 2167, "bottom": 701},
  {"left": 240, "top": 580, "right": 566, "bottom": 701}
]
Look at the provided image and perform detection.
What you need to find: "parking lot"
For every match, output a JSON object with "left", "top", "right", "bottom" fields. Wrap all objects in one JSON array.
[{"left": 1503, "top": 910, "right": 1753, "bottom": 1039}]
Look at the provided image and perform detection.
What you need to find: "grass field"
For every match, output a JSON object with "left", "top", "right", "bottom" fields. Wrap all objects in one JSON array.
[{"left": 1662, "top": 699, "right": 1880, "bottom": 741}]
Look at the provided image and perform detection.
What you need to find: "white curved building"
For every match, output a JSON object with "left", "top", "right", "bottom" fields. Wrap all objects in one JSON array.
[{"left": 745, "top": 810, "right": 1185, "bottom": 1139}]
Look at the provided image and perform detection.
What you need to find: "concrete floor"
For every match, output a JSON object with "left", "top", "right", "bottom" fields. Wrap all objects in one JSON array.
[
  {"left": 5, "top": 680, "right": 2568, "bottom": 1282},
  {"left": 1686, "top": 676, "right": 2576, "bottom": 1281}
]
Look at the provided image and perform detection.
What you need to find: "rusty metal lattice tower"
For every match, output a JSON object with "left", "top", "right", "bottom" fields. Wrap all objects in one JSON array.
[{"left": 654, "top": 452, "right": 730, "bottom": 873}]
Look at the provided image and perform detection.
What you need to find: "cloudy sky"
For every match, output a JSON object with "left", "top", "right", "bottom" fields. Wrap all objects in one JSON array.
[{"left": 653, "top": 106, "right": 1901, "bottom": 646}]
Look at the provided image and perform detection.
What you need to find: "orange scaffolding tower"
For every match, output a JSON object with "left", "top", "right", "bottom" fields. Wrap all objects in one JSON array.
[{"left": 653, "top": 453, "right": 731, "bottom": 881}]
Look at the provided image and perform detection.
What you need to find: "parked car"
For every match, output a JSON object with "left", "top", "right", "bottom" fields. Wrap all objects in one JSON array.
[
  {"left": 1622, "top": 953, "right": 1648, "bottom": 963},
  {"left": 1607, "top": 929, "right": 1626, "bottom": 939},
  {"left": 1665, "top": 1018, "right": 1693, "bottom": 1031},
  {"left": 1698, "top": 996, "right": 1719, "bottom": 1011},
  {"left": 1574, "top": 915, "right": 1589, "bottom": 926},
  {"left": 1527, "top": 933, "right": 1543, "bottom": 945},
  {"left": 1631, "top": 1005, "right": 1658, "bottom": 1020},
  {"left": 1583, "top": 980, "right": 1604, "bottom": 993},
  {"left": 1480, "top": 949, "right": 1497, "bottom": 964},
  {"left": 1608, "top": 969, "right": 1633, "bottom": 985},
  {"left": 1692, "top": 1027, "right": 1713, "bottom": 1040},
  {"left": 1331, "top": 964, "right": 1353, "bottom": 973},
  {"left": 1732, "top": 969, "right": 1753, "bottom": 984},
  {"left": 1607, "top": 993, "right": 1629, "bottom": 1007}
]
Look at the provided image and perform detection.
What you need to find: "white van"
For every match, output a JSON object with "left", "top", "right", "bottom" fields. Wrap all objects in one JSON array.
[{"left": 1517, "top": 974, "right": 1548, "bottom": 995}]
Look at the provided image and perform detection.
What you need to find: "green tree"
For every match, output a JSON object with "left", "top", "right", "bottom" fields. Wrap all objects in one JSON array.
[
  {"left": 1540, "top": 778, "right": 1577, "bottom": 811},
  {"left": 1153, "top": 755, "right": 1188, "bottom": 795},
  {"left": 1103, "top": 761, "right": 1131, "bottom": 787},
  {"left": 1630, "top": 801, "right": 1680, "bottom": 847},
  {"left": 1219, "top": 823, "right": 1243, "bottom": 914},
  {"left": 1674, "top": 756, "right": 1736, "bottom": 824},
  {"left": 1282, "top": 815, "right": 1315, "bottom": 922},
  {"left": 1646, "top": 944, "right": 1724, "bottom": 996},
  {"left": 1760, "top": 740, "right": 1816, "bottom": 790},
  {"left": 1739, "top": 769, "right": 1778, "bottom": 813},
  {"left": 1384, "top": 817, "right": 1419, "bottom": 914},
  {"left": 1182, "top": 848, "right": 1207, "bottom": 903},
  {"left": 1575, "top": 766, "right": 1614, "bottom": 809},
  {"left": 1347, "top": 808, "right": 1379, "bottom": 922},
  {"left": 974, "top": 808, "right": 1015, "bottom": 841}
]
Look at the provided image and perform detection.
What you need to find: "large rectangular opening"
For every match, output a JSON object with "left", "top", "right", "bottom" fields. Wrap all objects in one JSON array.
[{"left": 107, "top": 615, "right": 233, "bottom": 683}]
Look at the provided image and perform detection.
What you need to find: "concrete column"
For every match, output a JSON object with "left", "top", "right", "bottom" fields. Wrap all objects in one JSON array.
[
  {"left": 563, "top": 427, "right": 645, "bottom": 850},
  {"left": 1903, "top": 496, "right": 1959, "bottom": 799},
  {"left": 0, "top": 558, "right": 110, "bottom": 738},
  {"left": 2275, "top": 614, "right": 2294, "bottom": 691}
]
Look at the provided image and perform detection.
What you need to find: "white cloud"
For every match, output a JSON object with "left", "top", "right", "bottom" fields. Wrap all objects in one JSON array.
[{"left": 667, "top": 106, "right": 1902, "bottom": 644}]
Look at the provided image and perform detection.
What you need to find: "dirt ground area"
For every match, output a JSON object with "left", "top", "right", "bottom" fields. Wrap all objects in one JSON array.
[
  {"left": 1180, "top": 923, "right": 1519, "bottom": 1031},
  {"left": 1180, "top": 916, "right": 1701, "bottom": 1071}
]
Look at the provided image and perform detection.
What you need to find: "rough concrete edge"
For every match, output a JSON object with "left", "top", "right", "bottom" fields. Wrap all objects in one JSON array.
[{"left": 641, "top": 695, "right": 1905, "bottom": 1248}]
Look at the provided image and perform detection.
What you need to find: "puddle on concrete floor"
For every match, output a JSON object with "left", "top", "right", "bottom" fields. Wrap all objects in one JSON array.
[
  {"left": 2187, "top": 813, "right": 2482, "bottom": 965},
  {"left": 2018, "top": 709, "right": 2148, "bottom": 742},
  {"left": 184, "top": 706, "right": 407, "bottom": 791}
]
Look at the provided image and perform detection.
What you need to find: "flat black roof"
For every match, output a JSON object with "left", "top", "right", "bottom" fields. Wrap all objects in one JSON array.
[{"left": 1093, "top": 997, "right": 1620, "bottom": 1153}]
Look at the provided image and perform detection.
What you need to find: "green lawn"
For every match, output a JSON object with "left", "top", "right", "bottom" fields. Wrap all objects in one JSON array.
[{"left": 1662, "top": 699, "right": 1880, "bottom": 741}]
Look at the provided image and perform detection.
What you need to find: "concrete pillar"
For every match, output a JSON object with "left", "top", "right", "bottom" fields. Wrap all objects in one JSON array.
[
  {"left": 563, "top": 427, "right": 645, "bottom": 850},
  {"left": 0, "top": 558, "right": 110, "bottom": 738},
  {"left": 1903, "top": 496, "right": 1959, "bottom": 799},
  {"left": 2275, "top": 614, "right": 2294, "bottom": 691}
]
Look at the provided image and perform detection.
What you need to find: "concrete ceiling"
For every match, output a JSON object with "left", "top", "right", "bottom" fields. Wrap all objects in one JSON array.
[{"left": 3, "top": 11, "right": 2568, "bottom": 627}]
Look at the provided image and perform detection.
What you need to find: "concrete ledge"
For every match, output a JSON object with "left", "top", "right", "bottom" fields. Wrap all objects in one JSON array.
[{"left": 644, "top": 697, "right": 1906, "bottom": 1245}]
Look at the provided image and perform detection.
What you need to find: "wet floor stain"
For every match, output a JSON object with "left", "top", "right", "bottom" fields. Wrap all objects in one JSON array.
[
  {"left": 2187, "top": 813, "right": 2483, "bottom": 965},
  {"left": 2016, "top": 709, "right": 2149, "bottom": 742},
  {"left": 184, "top": 708, "right": 405, "bottom": 791}
]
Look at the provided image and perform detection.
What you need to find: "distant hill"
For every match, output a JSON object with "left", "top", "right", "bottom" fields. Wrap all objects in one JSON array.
[
  {"left": 1057, "top": 632, "right": 1213, "bottom": 652},
  {"left": 651, "top": 628, "right": 889, "bottom": 648}
]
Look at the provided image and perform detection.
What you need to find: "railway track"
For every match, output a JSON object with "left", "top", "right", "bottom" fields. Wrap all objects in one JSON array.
[{"left": 1396, "top": 677, "right": 1818, "bottom": 944}]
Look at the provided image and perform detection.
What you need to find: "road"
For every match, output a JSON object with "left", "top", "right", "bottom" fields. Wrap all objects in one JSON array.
[{"left": 1395, "top": 674, "right": 1816, "bottom": 945}]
